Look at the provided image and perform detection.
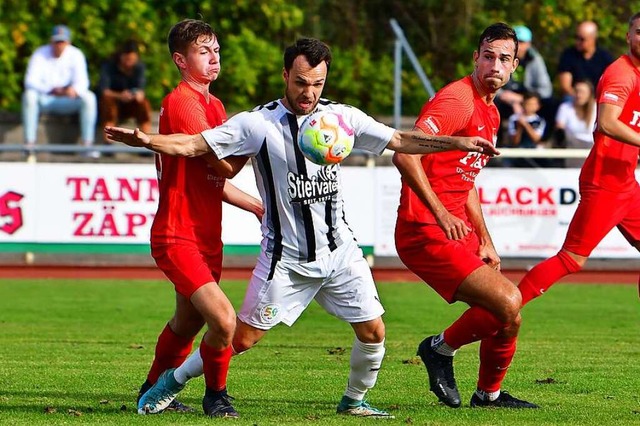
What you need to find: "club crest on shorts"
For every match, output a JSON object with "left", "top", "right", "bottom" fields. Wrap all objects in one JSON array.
[{"left": 260, "top": 304, "right": 280, "bottom": 323}]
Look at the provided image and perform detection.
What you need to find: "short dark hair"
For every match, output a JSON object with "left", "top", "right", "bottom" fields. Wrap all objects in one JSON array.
[
  {"left": 477, "top": 23, "right": 518, "bottom": 58},
  {"left": 283, "top": 38, "right": 332, "bottom": 73},
  {"left": 522, "top": 91, "right": 541, "bottom": 103},
  {"left": 119, "top": 39, "right": 139, "bottom": 55},
  {"left": 168, "top": 19, "right": 216, "bottom": 55},
  {"left": 629, "top": 12, "right": 640, "bottom": 27}
]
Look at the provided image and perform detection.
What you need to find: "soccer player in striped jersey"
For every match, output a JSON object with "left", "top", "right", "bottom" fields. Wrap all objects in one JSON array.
[
  {"left": 106, "top": 37, "right": 498, "bottom": 418},
  {"left": 135, "top": 19, "right": 263, "bottom": 418},
  {"left": 393, "top": 23, "right": 537, "bottom": 409}
]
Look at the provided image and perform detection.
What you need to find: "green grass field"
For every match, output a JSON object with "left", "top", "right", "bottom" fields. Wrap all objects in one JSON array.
[{"left": 0, "top": 278, "right": 638, "bottom": 425}]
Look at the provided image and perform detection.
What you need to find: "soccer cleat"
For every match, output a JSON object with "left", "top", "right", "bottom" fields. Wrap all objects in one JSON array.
[
  {"left": 137, "top": 369, "right": 186, "bottom": 414},
  {"left": 336, "top": 396, "right": 394, "bottom": 418},
  {"left": 202, "top": 388, "right": 239, "bottom": 418},
  {"left": 164, "top": 399, "right": 195, "bottom": 412},
  {"left": 416, "top": 336, "right": 461, "bottom": 408},
  {"left": 470, "top": 390, "right": 539, "bottom": 408}
]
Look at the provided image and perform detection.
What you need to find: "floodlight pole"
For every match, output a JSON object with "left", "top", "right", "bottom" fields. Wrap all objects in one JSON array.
[{"left": 390, "top": 18, "right": 436, "bottom": 129}]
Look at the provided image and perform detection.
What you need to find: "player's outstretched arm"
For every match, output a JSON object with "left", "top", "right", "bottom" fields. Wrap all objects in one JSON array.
[
  {"left": 104, "top": 126, "right": 210, "bottom": 157},
  {"left": 387, "top": 130, "right": 500, "bottom": 156}
]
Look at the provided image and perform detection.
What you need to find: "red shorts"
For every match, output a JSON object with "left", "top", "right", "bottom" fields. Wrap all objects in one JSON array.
[
  {"left": 564, "top": 184, "right": 640, "bottom": 257},
  {"left": 395, "top": 219, "right": 485, "bottom": 303},
  {"left": 151, "top": 244, "right": 222, "bottom": 298}
]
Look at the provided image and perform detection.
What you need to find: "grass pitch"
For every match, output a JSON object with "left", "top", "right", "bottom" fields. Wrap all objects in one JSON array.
[{"left": 0, "top": 278, "right": 638, "bottom": 425}]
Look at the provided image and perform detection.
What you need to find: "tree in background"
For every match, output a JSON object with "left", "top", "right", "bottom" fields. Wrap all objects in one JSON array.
[{"left": 1, "top": 0, "right": 639, "bottom": 116}]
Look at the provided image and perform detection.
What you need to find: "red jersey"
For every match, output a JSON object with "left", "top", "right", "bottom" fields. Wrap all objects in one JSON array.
[
  {"left": 151, "top": 81, "right": 227, "bottom": 254},
  {"left": 397, "top": 76, "right": 499, "bottom": 224},
  {"left": 580, "top": 55, "right": 640, "bottom": 192}
]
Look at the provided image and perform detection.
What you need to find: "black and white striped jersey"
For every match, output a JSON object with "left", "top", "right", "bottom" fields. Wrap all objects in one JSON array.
[{"left": 202, "top": 98, "right": 395, "bottom": 263}]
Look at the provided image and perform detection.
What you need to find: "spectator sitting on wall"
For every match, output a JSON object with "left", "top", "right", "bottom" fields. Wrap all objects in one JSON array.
[
  {"left": 22, "top": 24, "right": 98, "bottom": 158},
  {"left": 98, "top": 40, "right": 152, "bottom": 142}
]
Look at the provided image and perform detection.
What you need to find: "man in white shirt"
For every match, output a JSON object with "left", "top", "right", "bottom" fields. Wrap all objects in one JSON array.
[{"left": 22, "top": 25, "right": 98, "bottom": 157}]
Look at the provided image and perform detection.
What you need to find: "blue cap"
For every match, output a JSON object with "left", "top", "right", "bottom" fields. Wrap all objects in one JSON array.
[
  {"left": 514, "top": 25, "right": 532, "bottom": 43},
  {"left": 51, "top": 25, "right": 71, "bottom": 42}
]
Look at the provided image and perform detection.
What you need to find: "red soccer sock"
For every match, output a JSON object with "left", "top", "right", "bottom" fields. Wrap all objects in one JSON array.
[
  {"left": 477, "top": 335, "right": 517, "bottom": 393},
  {"left": 146, "top": 324, "right": 195, "bottom": 384},
  {"left": 443, "top": 306, "right": 505, "bottom": 350},
  {"left": 200, "top": 340, "right": 233, "bottom": 391},
  {"left": 519, "top": 251, "right": 581, "bottom": 307}
]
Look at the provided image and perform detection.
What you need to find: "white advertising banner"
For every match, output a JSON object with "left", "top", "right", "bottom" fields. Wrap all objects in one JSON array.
[
  {"left": 374, "top": 167, "right": 640, "bottom": 259},
  {"left": 0, "top": 162, "right": 638, "bottom": 259},
  {"left": 0, "top": 163, "right": 371, "bottom": 248}
]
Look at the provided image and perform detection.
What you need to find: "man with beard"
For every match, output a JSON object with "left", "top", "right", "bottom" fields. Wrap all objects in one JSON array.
[
  {"left": 393, "top": 23, "right": 537, "bottom": 409},
  {"left": 106, "top": 37, "right": 498, "bottom": 418}
]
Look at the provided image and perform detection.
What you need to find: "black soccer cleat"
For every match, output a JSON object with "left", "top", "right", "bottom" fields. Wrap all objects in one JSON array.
[
  {"left": 202, "top": 388, "right": 239, "bottom": 418},
  {"left": 470, "top": 390, "right": 539, "bottom": 409},
  {"left": 416, "top": 336, "right": 461, "bottom": 408}
]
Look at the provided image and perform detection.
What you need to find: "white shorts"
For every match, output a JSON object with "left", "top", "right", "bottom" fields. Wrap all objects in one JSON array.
[{"left": 238, "top": 239, "right": 385, "bottom": 330}]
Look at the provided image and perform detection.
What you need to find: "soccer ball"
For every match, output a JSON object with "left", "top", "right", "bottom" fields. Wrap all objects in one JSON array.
[{"left": 298, "top": 111, "right": 355, "bottom": 165}]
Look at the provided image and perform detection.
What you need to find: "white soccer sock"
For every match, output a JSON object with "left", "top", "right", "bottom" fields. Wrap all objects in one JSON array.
[
  {"left": 344, "top": 338, "right": 386, "bottom": 401},
  {"left": 173, "top": 350, "right": 204, "bottom": 385},
  {"left": 475, "top": 388, "right": 501, "bottom": 401},
  {"left": 432, "top": 332, "right": 457, "bottom": 356}
]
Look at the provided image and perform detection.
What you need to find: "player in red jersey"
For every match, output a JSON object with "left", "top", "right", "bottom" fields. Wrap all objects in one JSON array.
[
  {"left": 518, "top": 15, "right": 640, "bottom": 306},
  {"left": 393, "top": 23, "right": 537, "bottom": 409},
  {"left": 136, "top": 19, "right": 263, "bottom": 418}
]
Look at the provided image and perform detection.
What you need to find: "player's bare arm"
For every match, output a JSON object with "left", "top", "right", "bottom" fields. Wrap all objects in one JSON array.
[
  {"left": 465, "top": 187, "right": 500, "bottom": 270},
  {"left": 597, "top": 103, "right": 640, "bottom": 147},
  {"left": 392, "top": 152, "right": 471, "bottom": 241},
  {"left": 203, "top": 154, "right": 248, "bottom": 179},
  {"left": 387, "top": 130, "right": 500, "bottom": 156},
  {"left": 222, "top": 181, "right": 264, "bottom": 222},
  {"left": 104, "top": 126, "right": 209, "bottom": 157}
]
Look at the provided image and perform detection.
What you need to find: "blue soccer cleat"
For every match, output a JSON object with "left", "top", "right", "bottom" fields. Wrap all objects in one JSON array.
[{"left": 137, "top": 368, "right": 186, "bottom": 414}]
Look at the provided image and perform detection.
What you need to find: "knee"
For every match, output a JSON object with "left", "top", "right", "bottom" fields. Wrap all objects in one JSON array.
[
  {"left": 232, "top": 331, "right": 256, "bottom": 354},
  {"left": 79, "top": 91, "right": 97, "bottom": 109},
  {"left": 495, "top": 287, "right": 522, "bottom": 324},
  {"left": 214, "top": 312, "right": 237, "bottom": 346},
  {"left": 355, "top": 318, "right": 386, "bottom": 344},
  {"left": 498, "top": 313, "right": 521, "bottom": 337}
]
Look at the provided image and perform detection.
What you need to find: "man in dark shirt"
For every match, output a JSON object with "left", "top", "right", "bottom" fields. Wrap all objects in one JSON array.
[
  {"left": 98, "top": 40, "right": 152, "bottom": 139},
  {"left": 557, "top": 21, "right": 614, "bottom": 101}
]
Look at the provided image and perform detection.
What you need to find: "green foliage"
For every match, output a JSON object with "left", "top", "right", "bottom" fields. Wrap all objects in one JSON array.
[
  {"left": 1, "top": 0, "right": 640, "bottom": 114},
  {"left": 0, "top": 279, "right": 639, "bottom": 425}
]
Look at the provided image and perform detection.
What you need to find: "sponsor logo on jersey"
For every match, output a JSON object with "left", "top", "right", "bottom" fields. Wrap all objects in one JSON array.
[
  {"left": 260, "top": 304, "right": 280, "bottom": 323},
  {"left": 603, "top": 91, "right": 619, "bottom": 102},
  {"left": 287, "top": 166, "right": 339, "bottom": 205}
]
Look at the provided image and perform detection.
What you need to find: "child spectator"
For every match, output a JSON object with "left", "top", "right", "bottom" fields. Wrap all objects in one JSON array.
[{"left": 508, "top": 91, "right": 549, "bottom": 167}]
